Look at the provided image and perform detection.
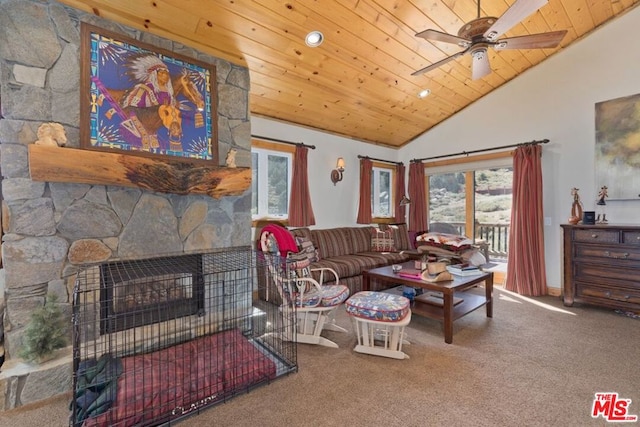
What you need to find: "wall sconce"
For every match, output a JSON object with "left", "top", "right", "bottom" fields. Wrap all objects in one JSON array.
[{"left": 331, "top": 157, "right": 345, "bottom": 185}]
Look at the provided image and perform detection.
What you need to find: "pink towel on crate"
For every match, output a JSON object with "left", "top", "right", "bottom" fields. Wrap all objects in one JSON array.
[{"left": 261, "top": 224, "right": 299, "bottom": 256}]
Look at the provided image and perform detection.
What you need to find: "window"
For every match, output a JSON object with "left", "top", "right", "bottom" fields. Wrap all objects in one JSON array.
[
  {"left": 251, "top": 145, "right": 293, "bottom": 221},
  {"left": 371, "top": 164, "right": 394, "bottom": 219}
]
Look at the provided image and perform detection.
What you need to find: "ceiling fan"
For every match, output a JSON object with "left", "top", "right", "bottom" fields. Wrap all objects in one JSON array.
[{"left": 412, "top": 0, "right": 567, "bottom": 80}]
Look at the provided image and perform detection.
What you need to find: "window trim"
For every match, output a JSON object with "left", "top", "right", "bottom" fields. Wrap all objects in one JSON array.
[
  {"left": 251, "top": 138, "right": 295, "bottom": 226},
  {"left": 371, "top": 160, "right": 396, "bottom": 224}
]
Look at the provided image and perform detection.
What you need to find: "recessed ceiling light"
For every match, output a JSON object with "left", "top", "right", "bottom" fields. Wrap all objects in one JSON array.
[
  {"left": 305, "top": 31, "right": 324, "bottom": 47},
  {"left": 418, "top": 89, "right": 431, "bottom": 98}
]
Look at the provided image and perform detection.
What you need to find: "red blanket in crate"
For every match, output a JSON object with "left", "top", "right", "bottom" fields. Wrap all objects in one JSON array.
[{"left": 83, "top": 329, "right": 276, "bottom": 427}]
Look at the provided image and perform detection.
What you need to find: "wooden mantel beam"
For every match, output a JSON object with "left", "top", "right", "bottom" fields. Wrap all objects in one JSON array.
[{"left": 28, "top": 145, "right": 251, "bottom": 199}]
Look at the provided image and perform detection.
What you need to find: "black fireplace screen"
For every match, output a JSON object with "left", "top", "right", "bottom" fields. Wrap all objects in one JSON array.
[{"left": 100, "top": 255, "right": 205, "bottom": 334}]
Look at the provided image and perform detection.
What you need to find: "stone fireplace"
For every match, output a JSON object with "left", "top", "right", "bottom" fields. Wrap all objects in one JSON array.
[{"left": 0, "top": 0, "right": 252, "bottom": 410}]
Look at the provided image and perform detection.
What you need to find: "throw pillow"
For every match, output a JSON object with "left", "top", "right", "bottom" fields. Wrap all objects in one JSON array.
[
  {"left": 295, "top": 236, "right": 320, "bottom": 263},
  {"left": 287, "top": 251, "right": 313, "bottom": 279},
  {"left": 285, "top": 251, "right": 313, "bottom": 293},
  {"left": 370, "top": 228, "right": 397, "bottom": 252},
  {"left": 381, "top": 223, "right": 411, "bottom": 251}
]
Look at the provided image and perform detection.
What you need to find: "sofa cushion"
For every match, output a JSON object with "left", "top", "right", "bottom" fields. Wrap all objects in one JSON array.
[
  {"left": 307, "top": 259, "right": 350, "bottom": 283},
  {"left": 330, "top": 254, "right": 383, "bottom": 277},
  {"left": 348, "top": 227, "right": 373, "bottom": 253},
  {"left": 370, "top": 228, "right": 397, "bottom": 252},
  {"left": 346, "top": 291, "right": 410, "bottom": 322},
  {"left": 312, "top": 228, "right": 353, "bottom": 258},
  {"left": 358, "top": 251, "right": 409, "bottom": 265}
]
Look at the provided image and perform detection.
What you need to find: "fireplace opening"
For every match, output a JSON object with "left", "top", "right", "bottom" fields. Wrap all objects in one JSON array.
[{"left": 100, "top": 255, "right": 205, "bottom": 334}]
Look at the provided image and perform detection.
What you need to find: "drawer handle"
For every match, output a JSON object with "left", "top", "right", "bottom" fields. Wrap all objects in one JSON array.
[
  {"left": 624, "top": 295, "right": 630, "bottom": 300},
  {"left": 591, "top": 234, "right": 598, "bottom": 238},
  {"left": 605, "top": 291, "right": 611, "bottom": 297},
  {"left": 603, "top": 251, "right": 629, "bottom": 259}
]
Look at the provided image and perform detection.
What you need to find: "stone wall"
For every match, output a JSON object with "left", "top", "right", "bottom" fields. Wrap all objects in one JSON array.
[{"left": 0, "top": 0, "right": 252, "bottom": 408}]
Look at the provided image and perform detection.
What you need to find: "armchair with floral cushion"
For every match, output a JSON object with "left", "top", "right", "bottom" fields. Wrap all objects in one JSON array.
[{"left": 259, "top": 224, "right": 349, "bottom": 348}]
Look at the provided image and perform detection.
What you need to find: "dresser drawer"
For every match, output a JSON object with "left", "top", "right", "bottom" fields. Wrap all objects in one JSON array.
[
  {"left": 622, "top": 231, "right": 640, "bottom": 246},
  {"left": 576, "top": 283, "right": 640, "bottom": 305},
  {"left": 573, "top": 229, "right": 619, "bottom": 244},
  {"left": 574, "top": 263, "right": 640, "bottom": 289},
  {"left": 575, "top": 244, "right": 640, "bottom": 263}
]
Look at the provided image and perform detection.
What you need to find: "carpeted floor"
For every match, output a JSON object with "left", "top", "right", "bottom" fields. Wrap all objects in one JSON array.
[{"left": 2, "top": 285, "right": 638, "bottom": 427}]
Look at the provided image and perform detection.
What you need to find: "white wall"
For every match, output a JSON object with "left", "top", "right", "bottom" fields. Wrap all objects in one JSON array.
[
  {"left": 251, "top": 6, "right": 640, "bottom": 291},
  {"left": 250, "top": 116, "right": 399, "bottom": 229}
]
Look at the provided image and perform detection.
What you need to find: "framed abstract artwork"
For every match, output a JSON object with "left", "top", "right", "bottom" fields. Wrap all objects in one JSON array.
[
  {"left": 595, "top": 93, "right": 640, "bottom": 200},
  {"left": 80, "top": 23, "right": 217, "bottom": 164}
]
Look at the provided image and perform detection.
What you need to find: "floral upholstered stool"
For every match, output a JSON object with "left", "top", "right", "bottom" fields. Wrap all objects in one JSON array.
[{"left": 345, "top": 291, "right": 411, "bottom": 360}]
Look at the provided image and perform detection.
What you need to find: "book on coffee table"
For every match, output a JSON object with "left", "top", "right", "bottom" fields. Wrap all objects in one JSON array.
[
  {"left": 398, "top": 269, "right": 423, "bottom": 280},
  {"left": 415, "top": 291, "right": 463, "bottom": 307},
  {"left": 446, "top": 265, "right": 484, "bottom": 276}
]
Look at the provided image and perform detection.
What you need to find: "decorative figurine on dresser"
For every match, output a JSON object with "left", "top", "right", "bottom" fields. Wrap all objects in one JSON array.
[
  {"left": 596, "top": 185, "right": 608, "bottom": 224},
  {"left": 561, "top": 224, "right": 640, "bottom": 312},
  {"left": 568, "top": 187, "right": 583, "bottom": 225}
]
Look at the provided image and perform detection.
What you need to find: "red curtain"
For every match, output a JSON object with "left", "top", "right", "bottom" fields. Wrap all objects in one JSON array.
[
  {"left": 356, "top": 158, "right": 372, "bottom": 224},
  {"left": 288, "top": 145, "right": 316, "bottom": 227},
  {"left": 394, "top": 163, "right": 406, "bottom": 223},
  {"left": 505, "top": 144, "right": 547, "bottom": 296},
  {"left": 408, "top": 161, "right": 427, "bottom": 232}
]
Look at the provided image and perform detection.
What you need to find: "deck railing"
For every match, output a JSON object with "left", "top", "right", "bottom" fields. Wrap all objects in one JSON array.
[{"left": 448, "top": 222, "right": 510, "bottom": 259}]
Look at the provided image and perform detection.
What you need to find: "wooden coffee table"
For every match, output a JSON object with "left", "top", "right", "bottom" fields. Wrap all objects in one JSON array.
[{"left": 362, "top": 262, "right": 493, "bottom": 344}]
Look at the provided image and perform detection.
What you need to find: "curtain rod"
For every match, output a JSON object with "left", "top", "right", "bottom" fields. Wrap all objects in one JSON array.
[
  {"left": 357, "top": 155, "right": 403, "bottom": 165},
  {"left": 251, "top": 135, "right": 316, "bottom": 150},
  {"left": 411, "top": 139, "right": 549, "bottom": 163}
]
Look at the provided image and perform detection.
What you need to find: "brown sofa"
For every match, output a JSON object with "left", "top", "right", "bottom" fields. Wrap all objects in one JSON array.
[{"left": 289, "top": 224, "right": 414, "bottom": 294}]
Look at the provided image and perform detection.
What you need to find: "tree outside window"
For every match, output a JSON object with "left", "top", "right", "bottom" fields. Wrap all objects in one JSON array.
[
  {"left": 251, "top": 146, "right": 292, "bottom": 220},
  {"left": 371, "top": 166, "right": 393, "bottom": 219}
]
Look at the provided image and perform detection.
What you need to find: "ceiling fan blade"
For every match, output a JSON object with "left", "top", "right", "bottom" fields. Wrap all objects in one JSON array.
[
  {"left": 471, "top": 49, "right": 491, "bottom": 80},
  {"left": 415, "top": 29, "right": 470, "bottom": 47},
  {"left": 484, "top": 0, "right": 549, "bottom": 41},
  {"left": 411, "top": 49, "right": 469, "bottom": 76},
  {"left": 494, "top": 30, "right": 567, "bottom": 49}
]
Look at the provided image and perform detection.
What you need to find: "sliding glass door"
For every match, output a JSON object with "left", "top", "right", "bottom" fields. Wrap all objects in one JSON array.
[
  {"left": 428, "top": 167, "right": 513, "bottom": 260},
  {"left": 474, "top": 168, "right": 513, "bottom": 259}
]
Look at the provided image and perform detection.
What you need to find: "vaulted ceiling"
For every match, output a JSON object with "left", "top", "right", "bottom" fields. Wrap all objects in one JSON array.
[{"left": 61, "top": 0, "right": 639, "bottom": 148}]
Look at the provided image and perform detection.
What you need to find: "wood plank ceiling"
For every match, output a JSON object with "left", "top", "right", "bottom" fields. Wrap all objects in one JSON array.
[{"left": 61, "top": 0, "right": 639, "bottom": 148}]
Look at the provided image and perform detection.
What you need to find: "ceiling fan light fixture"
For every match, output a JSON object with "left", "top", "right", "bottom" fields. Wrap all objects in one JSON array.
[
  {"left": 305, "top": 31, "right": 324, "bottom": 47},
  {"left": 472, "top": 48, "right": 487, "bottom": 60}
]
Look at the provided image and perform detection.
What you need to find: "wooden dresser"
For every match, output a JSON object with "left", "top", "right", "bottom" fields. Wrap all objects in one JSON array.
[{"left": 561, "top": 224, "right": 640, "bottom": 310}]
